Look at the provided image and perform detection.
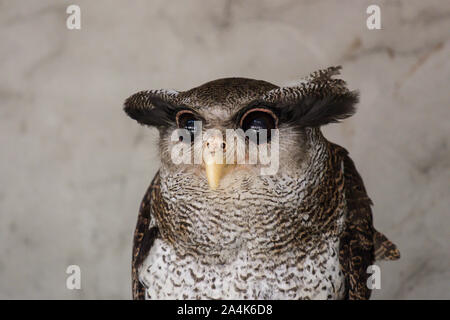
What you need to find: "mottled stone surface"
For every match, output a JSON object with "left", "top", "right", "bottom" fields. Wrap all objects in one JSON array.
[{"left": 0, "top": 0, "right": 448, "bottom": 299}]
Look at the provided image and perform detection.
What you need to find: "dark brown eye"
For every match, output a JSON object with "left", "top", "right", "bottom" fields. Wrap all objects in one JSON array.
[
  {"left": 240, "top": 109, "right": 277, "bottom": 143},
  {"left": 176, "top": 111, "right": 200, "bottom": 142}
]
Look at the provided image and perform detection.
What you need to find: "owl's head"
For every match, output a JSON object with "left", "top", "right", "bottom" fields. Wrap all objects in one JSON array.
[{"left": 124, "top": 66, "right": 358, "bottom": 190}]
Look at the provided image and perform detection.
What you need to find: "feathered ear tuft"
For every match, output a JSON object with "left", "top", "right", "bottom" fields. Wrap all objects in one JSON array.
[
  {"left": 278, "top": 90, "right": 359, "bottom": 128},
  {"left": 123, "top": 90, "right": 180, "bottom": 128},
  {"left": 262, "top": 66, "right": 359, "bottom": 128}
]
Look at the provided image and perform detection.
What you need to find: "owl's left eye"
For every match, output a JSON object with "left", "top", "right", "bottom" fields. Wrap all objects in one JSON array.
[
  {"left": 176, "top": 110, "right": 200, "bottom": 142},
  {"left": 240, "top": 109, "right": 277, "bottom": 143}
]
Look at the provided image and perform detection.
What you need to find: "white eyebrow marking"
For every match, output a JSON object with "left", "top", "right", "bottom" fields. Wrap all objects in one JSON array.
[{"left": 208, "top": 108, "right": 232, "bottom": 119}]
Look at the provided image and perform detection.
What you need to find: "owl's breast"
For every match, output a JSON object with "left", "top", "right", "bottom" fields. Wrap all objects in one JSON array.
[
  {"left": 157, "top": 168, "right": 346, "bottom": 262},
  {"left": 139, "top": 237, "right": 346, "bottom": 300}
]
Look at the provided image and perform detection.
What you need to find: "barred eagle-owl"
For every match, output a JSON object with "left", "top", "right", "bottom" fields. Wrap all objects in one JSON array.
[{"left": 124, "top": 66, "right": 400, "bottom": 300}]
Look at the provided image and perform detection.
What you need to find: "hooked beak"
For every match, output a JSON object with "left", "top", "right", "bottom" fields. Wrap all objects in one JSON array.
[
  {"left": 203, "top": 134, "right": 232, "bottom": 190},
  {"left": 205, "top": 157, "right": 225, "bottom": 190}
]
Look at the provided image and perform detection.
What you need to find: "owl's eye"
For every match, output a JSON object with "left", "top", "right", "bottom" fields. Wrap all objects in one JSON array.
[
  {"left": 240, "top": 109, "right": 277, "bottom": 144},
  {"left": 176, "top": 111, "right": 200, "bottom": 142}
]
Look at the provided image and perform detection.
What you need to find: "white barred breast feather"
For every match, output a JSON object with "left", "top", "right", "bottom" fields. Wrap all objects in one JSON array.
[{"left": 139, "top": 237, "right": 346, "bottom": 300}]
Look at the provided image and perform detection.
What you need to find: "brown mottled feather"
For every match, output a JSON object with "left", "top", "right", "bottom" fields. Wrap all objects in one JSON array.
[
  {"left": 374, "top": 229, "right": 401, "bottom": 261},
  {"left": 132, "top": 172, "right": 161, "bottom": 300},
  {"left": 331, "top": 143, "right": 399, "bottom": 299},
  {"left": 132, "top": 147, "right": 400, "bottom": 300},
  {"left": 331, "top": 143, "right": 373, "bottom": 300}
]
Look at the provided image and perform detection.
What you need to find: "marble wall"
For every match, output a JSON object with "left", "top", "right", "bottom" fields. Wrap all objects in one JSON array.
[{"left": 0, "top": 0, "right": 448, "bottom": 299}]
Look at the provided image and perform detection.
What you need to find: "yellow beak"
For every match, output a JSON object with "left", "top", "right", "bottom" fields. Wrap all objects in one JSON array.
[
  {"left": 205, "top": 161, "right": 225, "bottom": 190},
  {"left": 202, "top": 133, "right": 232, "bottom": 190}
]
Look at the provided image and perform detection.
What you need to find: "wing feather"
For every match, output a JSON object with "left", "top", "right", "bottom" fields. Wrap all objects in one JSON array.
[
  {"left": 336, "top": 145, "right": 374, "bottom": 299},
  {"left": 332, "top": 144, "right": 398, "bottom": 299},
  {"left": 131, "top": 172, "right": 161, "bottom": 300}
]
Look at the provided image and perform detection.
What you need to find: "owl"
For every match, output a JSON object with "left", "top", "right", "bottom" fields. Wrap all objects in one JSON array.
[{"left": 124, "top": 66, "right": 400, "bottom": 300}]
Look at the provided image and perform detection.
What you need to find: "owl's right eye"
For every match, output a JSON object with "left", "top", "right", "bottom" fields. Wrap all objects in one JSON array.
[
  {"left": 176, "top": 110, "right": 200, "bottom": 142},
  {"left": 239, "top": 108, "right": 278, "bottom": 144}
]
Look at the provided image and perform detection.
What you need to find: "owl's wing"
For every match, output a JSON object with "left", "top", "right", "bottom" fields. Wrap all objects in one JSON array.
[
  {"left": 132, "top": 172, "right": 161, "bottom": 300},
  {"left": 332, "top": 144, "right": 399, "bottom": 300},
  {"left": 374, "top": 228, "right": 400, "bottom": 261}
]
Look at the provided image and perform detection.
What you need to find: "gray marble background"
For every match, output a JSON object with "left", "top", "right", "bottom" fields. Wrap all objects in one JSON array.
[{"left": 0, "top": 0, "right": 449, "bottom": 299}]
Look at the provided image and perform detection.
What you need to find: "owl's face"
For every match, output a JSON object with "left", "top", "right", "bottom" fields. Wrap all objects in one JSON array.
[{"left": 125, "top": 67, "right": 358, "bottom": 192}]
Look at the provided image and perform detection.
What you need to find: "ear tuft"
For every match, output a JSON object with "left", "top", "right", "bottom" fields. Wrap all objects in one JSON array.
[
  {"left": 263, "top": 66, "right": 359, "bottom": 128},
  {"left": 123, "top": 90, "right": 179, "bottom": 127},
  {"left": 279, "top": 90, "right": 359, "bottom": 128}
]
